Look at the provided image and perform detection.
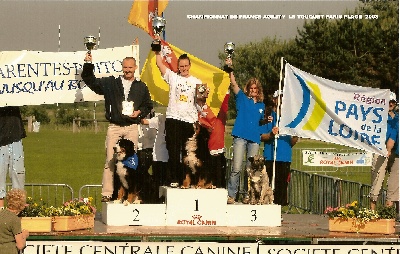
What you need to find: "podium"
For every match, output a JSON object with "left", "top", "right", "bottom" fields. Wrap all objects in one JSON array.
[{"left": 102, "top": 187, "right": 281, "bottom": 227}]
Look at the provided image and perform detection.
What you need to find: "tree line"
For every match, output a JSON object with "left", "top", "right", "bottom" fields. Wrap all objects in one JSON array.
[{"left": 218, "top": 1, "right": 398, "bottom": 118}]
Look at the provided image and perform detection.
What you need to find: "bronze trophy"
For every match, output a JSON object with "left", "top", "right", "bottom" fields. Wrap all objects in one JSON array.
[{"left": 151, "top": 16, "right": 166, "bottom": 52}]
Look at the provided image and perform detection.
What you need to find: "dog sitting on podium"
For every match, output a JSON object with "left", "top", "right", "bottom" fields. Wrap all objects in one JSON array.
[
  {"left": 246, "top": 155, "right": 274, "bottom": 205},
  {"left": 113, "top": 138, "right": 142, "bottom": 204},
  {"left": 182, "top": 122, "right": 215, "bottom": 189}
]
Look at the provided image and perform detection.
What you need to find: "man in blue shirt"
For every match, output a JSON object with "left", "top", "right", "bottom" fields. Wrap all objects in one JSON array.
[
  {"left": 385, "top": 98, "right": 399, "bottom": 211},
  {"left": 369, "top": 92, "right": 398, "bottom": 210},
  {"left": 261, "top": 90, "right": 298, "bottom": 206}
]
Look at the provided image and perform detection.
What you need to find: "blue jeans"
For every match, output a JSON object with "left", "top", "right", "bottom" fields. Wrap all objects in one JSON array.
[
  {"left": 0, "top": 141, "right": 25, "bottom": 199},
  {"left": 227, "top": 137, "right": 259, "bottom": 198}
]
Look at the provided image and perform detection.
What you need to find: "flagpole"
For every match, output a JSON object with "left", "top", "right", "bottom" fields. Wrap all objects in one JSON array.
[
  {"left": 58, "top": 24, "right": 61, "bottom": 52},
  {"left": 272, "top": 57, "right": 284, "bottom": 193},
  {"left": 162, "top": 12, "right": 166, "bottom": 41}
]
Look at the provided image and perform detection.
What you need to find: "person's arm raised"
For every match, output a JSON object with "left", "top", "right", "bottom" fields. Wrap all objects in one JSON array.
[
  {"left": 229, "top": 71, "right": 240, "bottom": 95},
  {"left": 225, "top": 58, "right": 239, "bottom": 95},
  {"left": 155, "top": 51, "right": 167, "bottom": 77}
]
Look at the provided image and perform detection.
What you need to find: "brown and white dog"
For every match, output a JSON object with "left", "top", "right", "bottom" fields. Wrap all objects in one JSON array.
[
  {"left": 246, "top": 155, "right": 274, "bottom": 205},
  {"left": 114, "top": 138, "right": 141, "bottom": 204}
]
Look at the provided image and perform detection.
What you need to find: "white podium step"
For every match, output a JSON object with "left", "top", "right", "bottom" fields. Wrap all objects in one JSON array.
[
  {"left": 162, "top": 187, "right": 228, "bottom": 226},
  {"left": 102, "top": 202, "right": 166, "bottom": 226},
  {"left": 226, "top": 204, "right": 281, "bottom": 226}
]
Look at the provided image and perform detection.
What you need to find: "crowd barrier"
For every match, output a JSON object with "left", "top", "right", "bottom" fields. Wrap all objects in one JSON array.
[
  {"left": 288, "top": 169, "right": 386, "bottom": 214},
  {"left": 7, "top": 171, "right": 382, "bottom": 215},
  {"left": 6, "top": 183, "right": 73, "bottom": 207}
]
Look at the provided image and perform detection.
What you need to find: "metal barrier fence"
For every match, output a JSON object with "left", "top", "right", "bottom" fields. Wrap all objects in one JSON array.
[
  {"left": 224, "top": 146, "right": 375, "bottom": 205},
  {"left": 6, "top": 183, "right": 73, "bottom": 207},
  {"left": 7, "top": 173, "right": 385, "bottom": 216},
  {"left": 287, "top": 169, "right": 387, "bottom": 214}
]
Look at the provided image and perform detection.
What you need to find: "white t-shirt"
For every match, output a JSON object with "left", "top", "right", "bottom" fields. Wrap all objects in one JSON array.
[{"left": 163, "top": 68, "right": 201, "bottom": 123}]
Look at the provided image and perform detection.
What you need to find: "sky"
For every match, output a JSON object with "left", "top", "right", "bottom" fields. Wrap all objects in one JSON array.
[{"left": 0, "top": 0, "right": 361, "bottom": 67}]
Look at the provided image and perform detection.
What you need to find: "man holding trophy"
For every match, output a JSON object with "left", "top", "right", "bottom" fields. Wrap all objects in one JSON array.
[
  {"left": 151, "top": 16, "right": 204, "bottom": 187},
  {"left": 81, "top": 36, "right": 153, "bottom": 202}
]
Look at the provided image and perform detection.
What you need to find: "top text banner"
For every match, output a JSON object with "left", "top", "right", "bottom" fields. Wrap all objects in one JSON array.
[{"left": 0, "top": 45, "right": 139, "bottom": 106}]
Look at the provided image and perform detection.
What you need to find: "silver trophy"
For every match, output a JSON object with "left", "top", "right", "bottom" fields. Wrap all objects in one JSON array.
[
  {"left": 84, "top": 35, "right": 97, "bottom": 54},
  {"left": 151, "top": 16, "right": 166, "bottom": 51},
  {"left": 224, "top": 42, "right": 235, "bottom": 59}
]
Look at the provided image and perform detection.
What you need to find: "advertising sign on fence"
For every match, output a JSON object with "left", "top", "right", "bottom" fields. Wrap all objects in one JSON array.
[{"left": 302, "top": 149, "right": 373, "bottom": 167}]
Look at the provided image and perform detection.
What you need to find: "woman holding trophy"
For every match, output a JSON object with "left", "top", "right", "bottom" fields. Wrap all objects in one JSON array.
[
  {"left": 151, "top": 17, "right": 203, "bottom": 187},
  {"left": 224, "top": 44, "right": 265, "bottom": 204}
]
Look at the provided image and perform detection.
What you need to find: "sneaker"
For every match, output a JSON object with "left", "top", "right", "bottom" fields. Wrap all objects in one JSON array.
[
  {"left": 227, "top": 196, "right": 236, "bottom": 204},
  {"left": 242, "top": 196, "right": 250, "bottom": 204},
  {"left": 101, "top": 196, "right": 111, "bottom": 202}
]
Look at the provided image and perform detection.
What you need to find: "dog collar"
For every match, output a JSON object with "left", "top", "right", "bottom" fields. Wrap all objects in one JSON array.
[{"left": 122, "top": 154, "right": 138, "bottom": 170}]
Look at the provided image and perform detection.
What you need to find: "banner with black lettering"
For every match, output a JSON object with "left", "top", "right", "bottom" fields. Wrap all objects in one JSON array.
[{"left": 0, "top": 45, "right": 139, "bottom": 106}]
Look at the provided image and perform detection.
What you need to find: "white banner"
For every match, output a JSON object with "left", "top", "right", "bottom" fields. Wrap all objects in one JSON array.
[
  {"left": 258, "top": 245, "right": 399, "bottom": 254},
  {"left": 25, "top": 241, "right": 257, "bottom": 254},
  {"left": 0, "top": 45, "right": 139, "bottom": 107},
  {"left": 302, "top": 150, "right": 373, "bottom": 167},
  {"left": 23, "top": 241, "right": 398, "bottom": 254},
  {"left": 280, "top": 64, "right": 389, "bottom": 157}
]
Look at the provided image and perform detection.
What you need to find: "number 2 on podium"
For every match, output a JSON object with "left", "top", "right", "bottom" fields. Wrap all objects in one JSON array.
[{"left": 132, "top": 208, "right": 140, "bottom": 222}]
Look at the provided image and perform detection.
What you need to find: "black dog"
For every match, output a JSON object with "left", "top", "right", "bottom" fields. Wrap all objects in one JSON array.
[
  {"left": 113, "top": 138, "right": 141, "bottom": 204},
  {"left": 182, "top": 124, "right": 215, "bottom": 189}
]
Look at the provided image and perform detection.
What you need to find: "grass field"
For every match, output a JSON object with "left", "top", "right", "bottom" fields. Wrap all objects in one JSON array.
[
  {"left": 16, "top": 123, "right": 373, "bottom": 196},
  {"left": 23, "top": 126, "right": 105, "bottom": 193}
]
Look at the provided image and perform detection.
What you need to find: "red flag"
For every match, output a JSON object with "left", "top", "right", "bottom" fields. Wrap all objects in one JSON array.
[{"left": 128, "top": 0, "right": 168, "bottom": 37}]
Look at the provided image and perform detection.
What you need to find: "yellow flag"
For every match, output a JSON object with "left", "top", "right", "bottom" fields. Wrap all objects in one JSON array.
[
  {"left": 127, "top": 0, "right": 168, "bottom": 36},
  {"left": 140, "top": 42, "right": 230, "bottom": 116}
]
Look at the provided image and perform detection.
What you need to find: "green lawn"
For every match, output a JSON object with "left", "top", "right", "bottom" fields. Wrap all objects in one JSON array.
[
  {"left": 23, "top": 126, "right": 105, "bottom": 193},
  {"left": 19, "top": 124, "right": 372, "bottom": 196}
]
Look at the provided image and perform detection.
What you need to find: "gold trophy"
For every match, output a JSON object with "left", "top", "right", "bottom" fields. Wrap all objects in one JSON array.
[
  {"left": 84, "top": 35, "right": 97, "bottom": 54},
  {"left": 151, "top": 16, "right": 166, "bottom": 52}
]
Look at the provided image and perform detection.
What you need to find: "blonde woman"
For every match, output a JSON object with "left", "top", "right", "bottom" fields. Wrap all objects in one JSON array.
[
  {"left": 0, "top": 189, "right": 29, "bottom": 253},
  {"left": 225, "top": 58, "right": 265, "bottom": 204}
]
